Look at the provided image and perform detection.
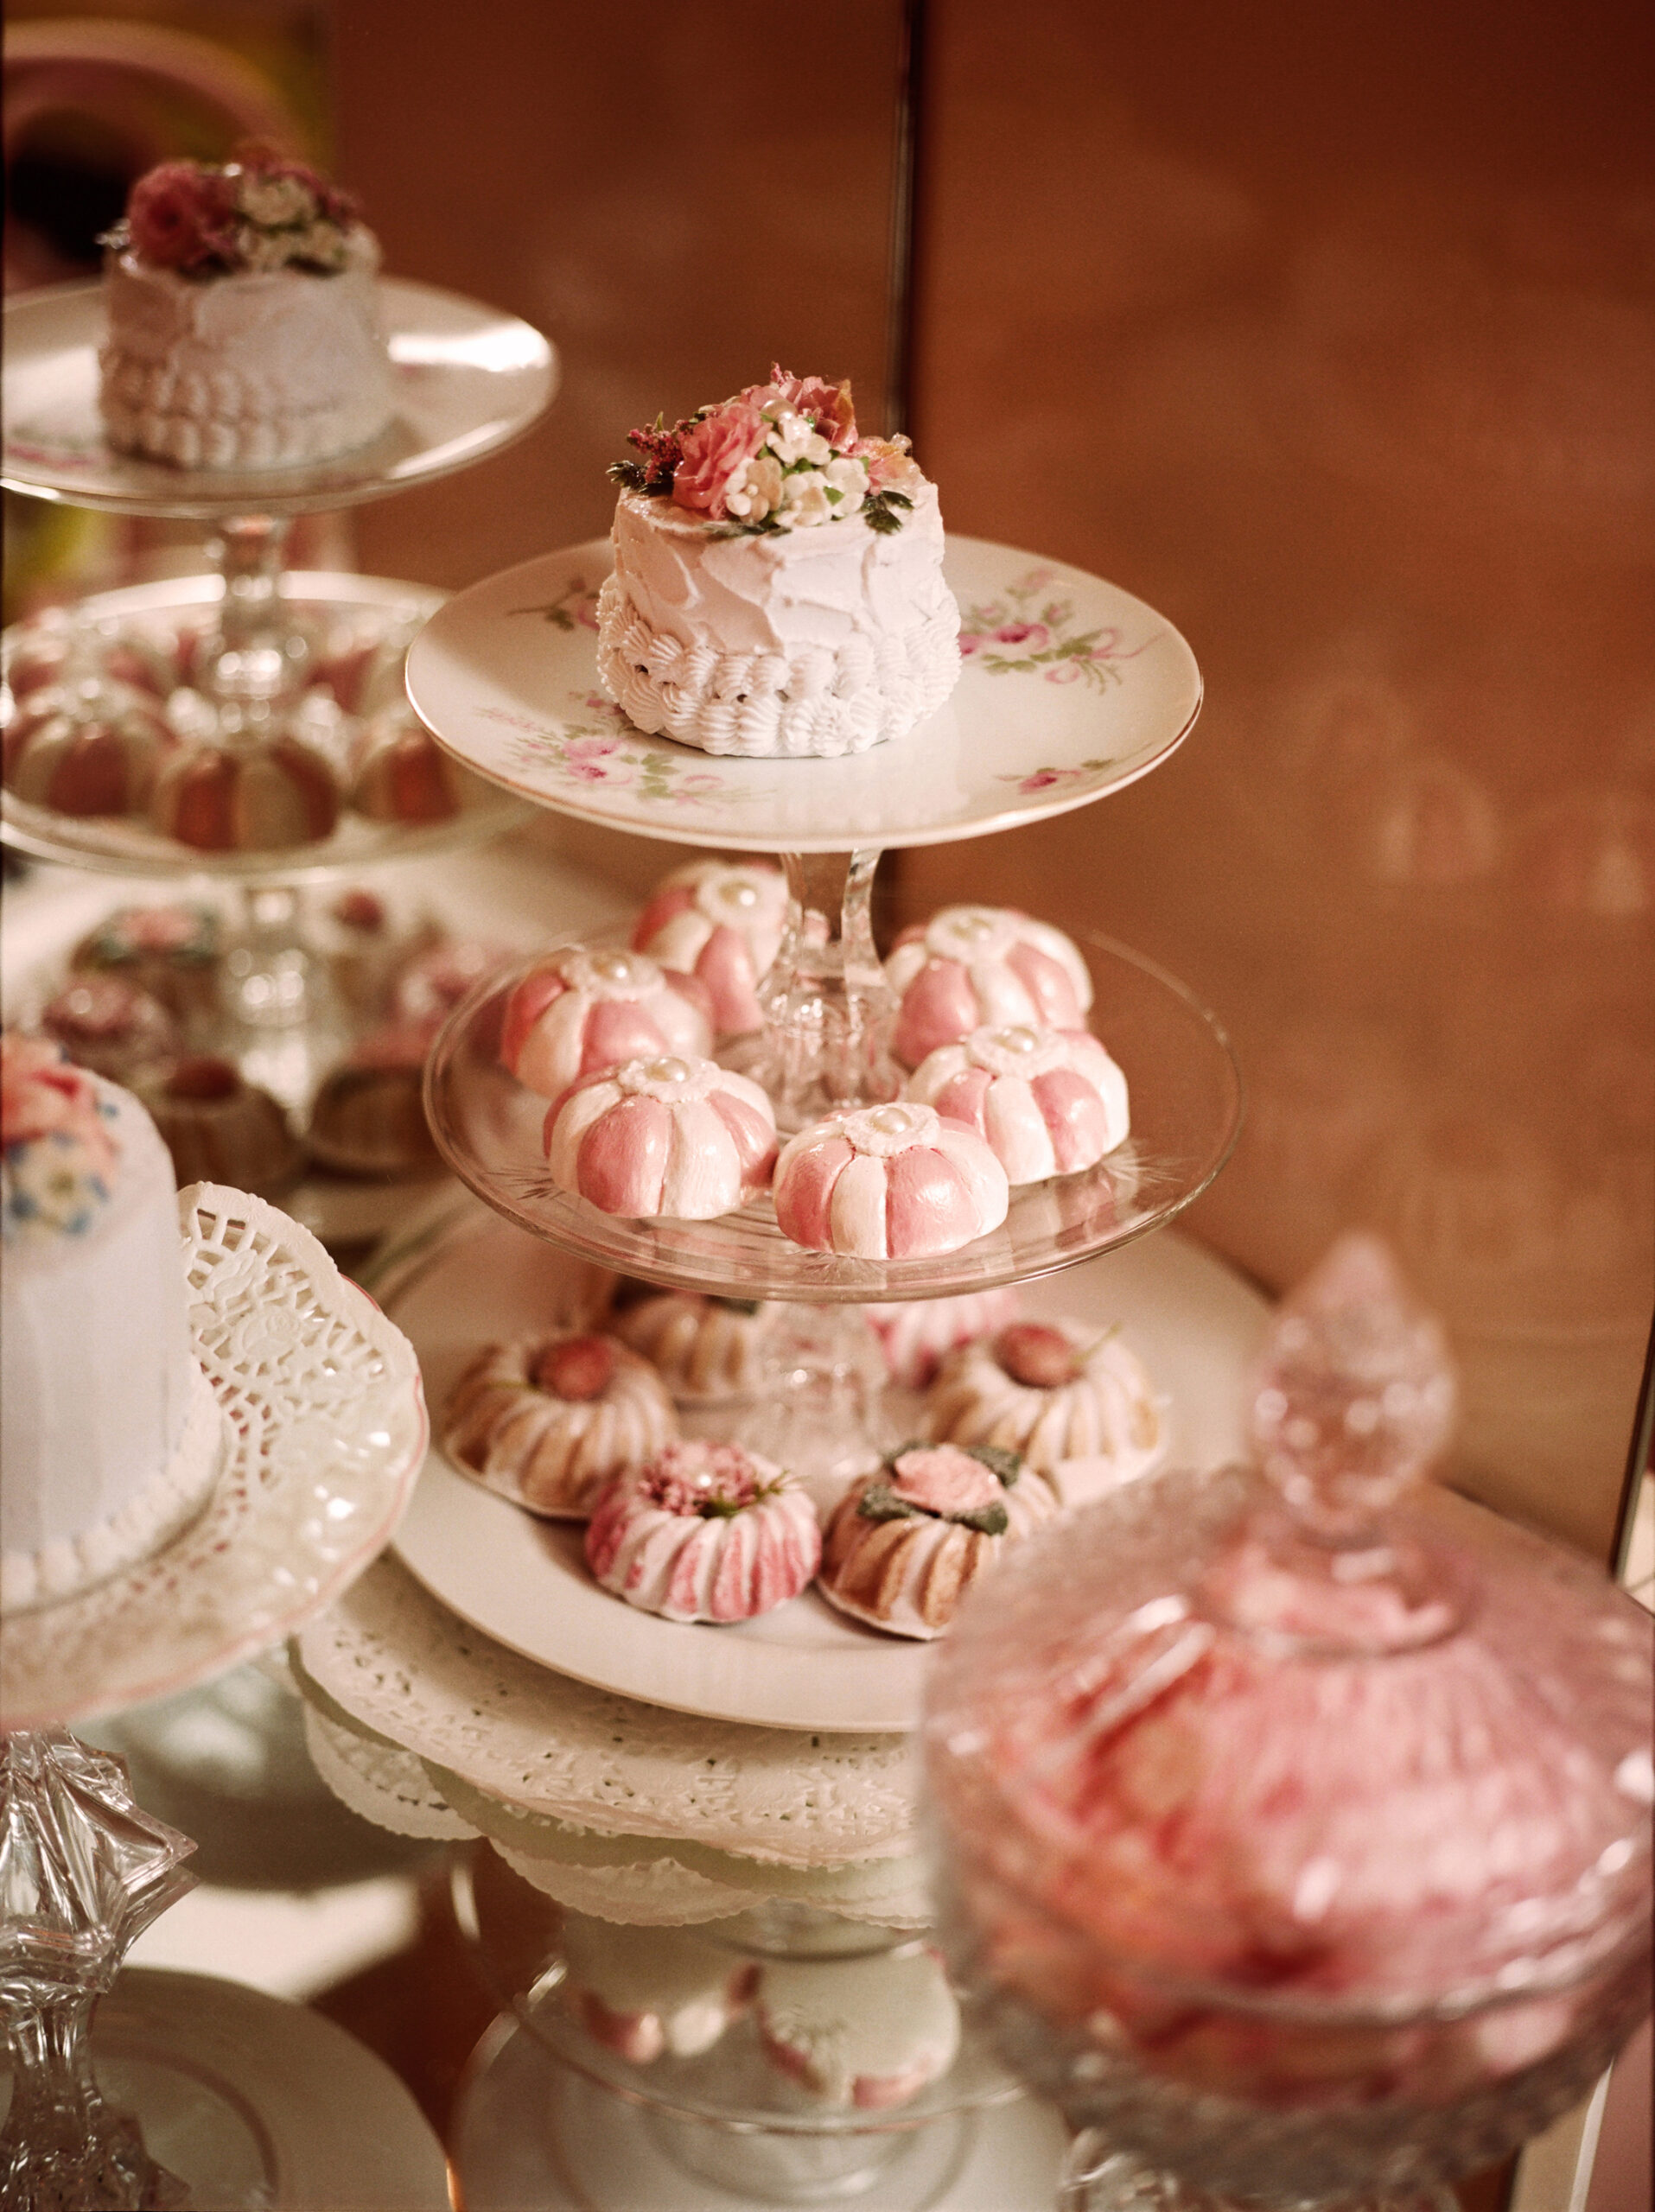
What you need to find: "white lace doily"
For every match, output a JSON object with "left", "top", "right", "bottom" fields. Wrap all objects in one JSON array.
[
  {"left": 292, "top": 1552, "right": 920, "bottom": 1871},
  {"left": 1, "top": 1183, "right": 428, "bottom": 1729},
  {"left": 300, "top": 1699, "right": 929, "bottom": 1928}
]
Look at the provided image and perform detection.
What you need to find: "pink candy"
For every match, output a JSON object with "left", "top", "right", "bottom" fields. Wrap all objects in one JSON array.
[
  {"left": 906, "top": 1023, "right": 1129, "bottom": 1184},
  {"left": 885, "top": 906, "right": 1092, "bottom": 1070},
  {"left": 631, "top": 860, "right": 787, "bottom": 1039},
  {"left": 544, "top": 1053, "right": 777, "bottom": 1220},
  {"left": 773, "top": 1101, "right": 1009, "bottom": 1260},
  {"left": 501, "top": 945, "right": 712, "bottom": 1102}
]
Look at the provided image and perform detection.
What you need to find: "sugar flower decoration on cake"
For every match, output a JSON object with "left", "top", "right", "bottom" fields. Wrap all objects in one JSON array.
[
  {"left": 1, "top": 1033, "right": 119, "bottom": 1243},
  {"left": 102, "top": 142, "right": 361, "bottom": 279},
  {"left": 608, "top": 365, "right": 923, "bottom": 536}
]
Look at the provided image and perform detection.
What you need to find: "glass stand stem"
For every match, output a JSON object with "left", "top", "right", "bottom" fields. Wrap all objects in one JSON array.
[
  {"left": 198, "top": 515, "right": 310, "bottom": 712},
  {"left": 0, "top": 1731, "right": 196, "bottom": 2210},
  {"left": 741, "top": 849, "right": 901, "bottom": 1133}
]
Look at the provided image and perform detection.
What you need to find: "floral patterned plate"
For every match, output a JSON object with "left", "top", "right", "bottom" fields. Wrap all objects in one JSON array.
[{"left": 403, "top": 537, "right": 1200, "bottom": 852}]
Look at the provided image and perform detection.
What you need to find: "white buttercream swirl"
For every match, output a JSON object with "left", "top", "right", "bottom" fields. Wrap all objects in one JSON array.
[{"left": 596, "top": 481, "right": 960, "bottom": 758}]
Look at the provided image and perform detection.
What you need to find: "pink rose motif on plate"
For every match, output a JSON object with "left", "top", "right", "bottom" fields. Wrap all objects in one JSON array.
[
  {"left": 958, "top": 634, "right": 990, "bottom": 658},
  {"left": 563, "top": 734, "right": 623, "bottom": 781},
  {"left": 672, "top": 401, "right": 769, "bottom": 521},
  {"left": 995, "top": 622, "right": 1052, "bottom": 652}
]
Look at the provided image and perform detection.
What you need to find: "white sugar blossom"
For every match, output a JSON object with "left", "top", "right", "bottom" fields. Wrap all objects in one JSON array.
[
  {"left": 781, "top": 471, "right": 835, "bottom": 527},
  {"left": 236, "top": 172, "right": 316, "bottom": 227},
  {"left": 725, "top": 453, "right": 784, "bottom": 522},
  {"left": 237, "top": 224, "right": 294, "bottom": 272},
  {"left": 766, "top": 406, "right": 831, "bottom": 468},
  {"left": 824, "top": 454, "right": 870, "bottom": 513},
  {"left": 296, "top": 219, "right": 348, "bottom": 270}
]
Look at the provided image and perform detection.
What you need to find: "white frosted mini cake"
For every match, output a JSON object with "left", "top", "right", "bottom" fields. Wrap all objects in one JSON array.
[
  {"left": 597, "top": 367, "right": 959, "bottom": 758},
  {"left": 1, "top": 1036, "right": 224, "bottom": 1611},
  {"left": 99, "top": 151, "right": 391, "bottom": 470}
]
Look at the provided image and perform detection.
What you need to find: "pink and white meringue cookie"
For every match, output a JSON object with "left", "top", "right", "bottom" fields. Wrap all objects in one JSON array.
[
  {"left": 630, "top": 858, "right": 787, "bottom": 1038},
  {"left": 758, "top": 1947, "right": 961, "bottom": 2109},
  {"left": 584, "top": 1439, "right": 821, "bottom": 1624},
  {"left": 905, "top": 1023, "right": 1129, "bottom": 1184},
  {"left": 544, "top": 1053, "right": 777, "bottom": 1220},
  {"left": 500, "top": 945, "right": 713, "bottom": 1102},
  {"left": 885, "top": 906, "right": 1092, "bottom": 1070},
  {"left": 563, "top": 1916, "right": 757, "bottom": 2064},
  {"left": 773, "top": 1101, "right": 1009, "bottom": 1261},
  {"left": 861, "top": 1287, "right": 1022, "bottom": 1390}
]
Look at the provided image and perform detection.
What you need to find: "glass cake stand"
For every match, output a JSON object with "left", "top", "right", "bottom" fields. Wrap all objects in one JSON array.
[{"left": 0, "top": 1185, "right": 431, "bottom": 2209}]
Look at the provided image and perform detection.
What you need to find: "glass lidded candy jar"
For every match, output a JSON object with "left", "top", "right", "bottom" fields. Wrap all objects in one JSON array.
[{"left": 923, "top": 1235, "right": 1652, "bottom": 2210}]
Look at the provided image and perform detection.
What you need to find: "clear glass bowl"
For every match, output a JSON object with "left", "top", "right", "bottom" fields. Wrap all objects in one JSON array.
[
  {"left": 923, "top": 1464, "right": 1653, "bottom": 2206},
  {"left": 450, "top": 1847, "right": 1024, "bottom": 2204}
]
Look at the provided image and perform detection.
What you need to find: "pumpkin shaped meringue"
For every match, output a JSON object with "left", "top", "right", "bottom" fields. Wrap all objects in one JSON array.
[
  {"left": 885, "top": 905, "right": 1092, "bottom": 1070},
  {"left": 925, "top": 1319, "right": 1165, "bottom": 1483},
  {"left": 773, "top": 1100, "right": 1009, "bottom": 1260},
  {"left": 150, "top": 732, "right": 341, "bottom": 852},
  {"left": 817, "top": 1440, "right": 1061, "bottom": 1640},
  {"left": 544, "top": 1052, "right": 777, "bottom": 1220},
  {"left": 443, "top": 1332, "right": 678, "bottom": 1518},
  {"left": 3, "top": 681, "right": 178, "bottom": 817},
  {"left": 630, "top": 858, "right": 788, "bottom": 1038},
  {"left": 585, "top": 1440, "right": 821, "bottom": 1624},
  {"left": 905, "top": 1022, "right": 1129, "bottom": 1184},
  {"left": 500, "top": 945, "right": 713, "bottom": 1102}
]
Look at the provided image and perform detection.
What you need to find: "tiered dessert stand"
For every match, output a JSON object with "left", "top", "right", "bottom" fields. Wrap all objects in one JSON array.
[
  {"left": 0, "top": 279, "right": 557, "bottom": 1236},
  {"left": 287, "top": 531, "right": 1258, "bottom": 2209},
  {"left": 0, "top": 1185, "right": 443, "bottom": 2209}
]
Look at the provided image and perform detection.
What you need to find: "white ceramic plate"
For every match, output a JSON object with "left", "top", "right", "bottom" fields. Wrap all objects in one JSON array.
[
  {"left": 385, "top": 1205, "right": 1267, "bottom": 1733},
  {"left": 67, "top": 1968, "right": 450, "bottom": 2209},
  {"left": 403, "top": 537, "right": 1201, "bottom": 852},
  {"left": 2, "top": 278, "right": 557, "bottom": 518}
]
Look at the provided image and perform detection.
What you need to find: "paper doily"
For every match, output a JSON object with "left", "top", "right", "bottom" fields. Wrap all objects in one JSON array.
[
  {"left": 292, "top": 1553, "right": 919, "bottom": 1870},
  {"left": 0, "top": 1183, "right": 428, "bottom": 1729},
  {"left": 302, "top": 1701, "right": 928, "bottom": 1928}
]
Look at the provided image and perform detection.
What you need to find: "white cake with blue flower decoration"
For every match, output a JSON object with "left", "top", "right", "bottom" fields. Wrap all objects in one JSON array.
[{"left": 1, "top": 1035, "right": 224, "bottom": 1611}]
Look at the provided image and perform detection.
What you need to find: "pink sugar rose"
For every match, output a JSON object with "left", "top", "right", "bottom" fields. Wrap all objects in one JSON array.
[
  {"left": 854, "top": 436, "right": 924, "bottom": 493},
  {"left": 672, "top": 400, "right": 769, "bottom": 520},
  {"left": 768, "top": 365, "right": 859, "bottom": 451},
  {"left": 1, "top": 1034, "right": 108, "bottom": 1154},
  {"left": 126, "top": 161, "right": 239, "bottom": 273}
]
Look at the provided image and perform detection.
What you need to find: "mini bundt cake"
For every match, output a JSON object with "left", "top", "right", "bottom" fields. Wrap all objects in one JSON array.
[
  {"left": 584, "top": 1440, "right": 820, "bottom": 1624},
  {"left": 442, "top": 1332, "right": 678, "bottom": 1519},
  {"left": 71, "top": 903, "right": 222, "bottom": 1031},
  {"left": 816, "top": 1440, "right": 1060, "bottom": 1640},
  {"left": 139, "top": 1055, "right": 303, "bottom": 1197},
  {"left": 38, "top": 976, "right": 180, "bottom": 1084},
  {"left": 924, "top": 1319, "right": 1165, "bottom": 1483},
  {"left": 861, "top": 1288, "right": 1021, "bottom": 1391},
  {"left": 609, "top": 1284, "right": 771, "bottom": 1402}
]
